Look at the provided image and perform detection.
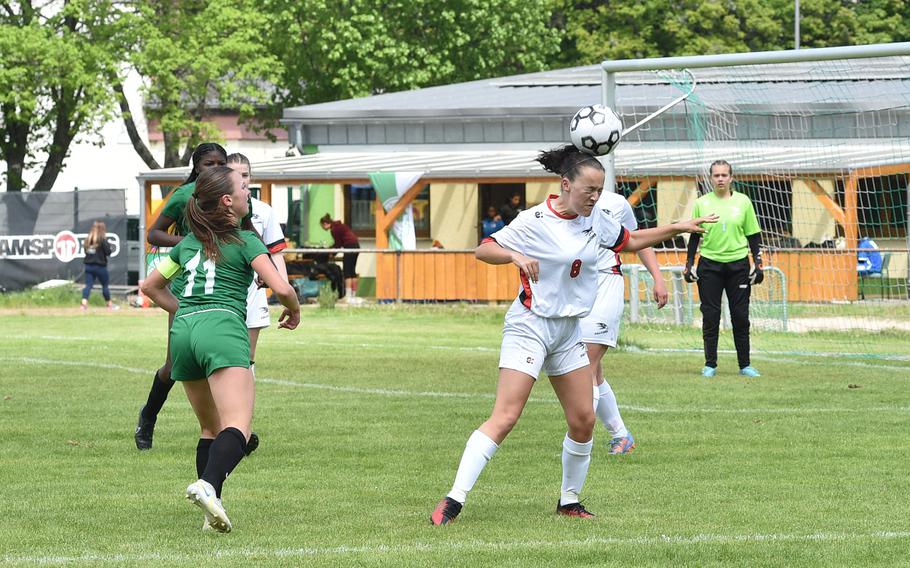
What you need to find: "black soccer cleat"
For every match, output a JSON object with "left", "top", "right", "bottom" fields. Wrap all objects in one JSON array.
[
  {"left": 134, "top": 405, "right": 155, "bottom": 450},
  {"left": 430, "top": 497, "right": 463, "bottom": 526},
  {"left": 556, "top": 501, "right": 595, "bottom": 518},
  {"left": 246, "top": 432, "right": 260, "bottom": 456}
]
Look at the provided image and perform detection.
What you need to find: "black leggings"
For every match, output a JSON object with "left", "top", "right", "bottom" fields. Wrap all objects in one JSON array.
[
  {"left": 342, "top": 245, "right": 360, "bottom": 279},
  {"left": 696, "top": 256, "right": 752, "bottom": 369}
]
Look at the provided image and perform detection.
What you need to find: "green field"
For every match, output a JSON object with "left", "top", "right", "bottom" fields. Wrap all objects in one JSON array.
[{"left": 1, "top": 306, "right": 909, "bottom": 567}]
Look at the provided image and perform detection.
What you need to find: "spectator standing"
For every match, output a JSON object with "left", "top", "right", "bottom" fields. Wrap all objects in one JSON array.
[
  {"left": 320, "top": 214, "right": 362, "bottom": 303},
  {"left": 499, "top": 193, "right": 523, "bottom": 225},
  {"left": 80, "top": 221, "right": 118, "bottom": 310}
]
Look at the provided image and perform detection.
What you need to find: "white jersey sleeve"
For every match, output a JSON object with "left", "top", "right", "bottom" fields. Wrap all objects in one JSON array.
[
  {"left": 250, "top": 198, "right": 287, "bottom": 253},
  {"left": 487, "top": 210, "right": 533, "bottom": 255},
  {"left": 592, "top": 207, "right": 629, "bottom": 252},
  {"left": 619, "top": 198, "right": 638, "bottom": 232},
  {"left": 594, "top": 192, "right": 635, "bottom": 271}
]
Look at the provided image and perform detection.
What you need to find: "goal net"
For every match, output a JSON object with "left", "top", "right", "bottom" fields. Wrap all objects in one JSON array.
[{"left": 609, "top": 51, "right": 910, "bottom": 362}]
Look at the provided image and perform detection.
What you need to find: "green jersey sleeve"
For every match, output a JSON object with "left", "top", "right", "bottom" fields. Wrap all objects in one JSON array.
[
  {"left": 241, "top": 230, "right": 269, "bottom": 264},
  {"left": 160, "top": 182, "right": 195, "bottom": 236}
]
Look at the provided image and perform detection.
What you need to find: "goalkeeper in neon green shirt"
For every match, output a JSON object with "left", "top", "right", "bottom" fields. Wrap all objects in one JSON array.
[{"left": 683, "top": 160, "right": 763, "bottom": 378}]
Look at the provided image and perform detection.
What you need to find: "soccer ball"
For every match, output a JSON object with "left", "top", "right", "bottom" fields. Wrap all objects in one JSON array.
[{"left": 569, "top": 105, "right": 623, "bottom": 156}]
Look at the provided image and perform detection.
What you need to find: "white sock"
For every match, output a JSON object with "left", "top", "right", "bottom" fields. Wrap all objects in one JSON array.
[
  {"left": 560, "top": 434, "right": 593, "bottom": 506},
  {"left": 596, "top": 381, "right": 628, "bottom": 439},
  {"left": 447, "top": 430, "right": 498, "bottom": 504},
  {"left": 592, "top": 384, "right": 601, "bottom": 413},
  {"left": 345, "top": 287, "right": 353, "bottom": 298}
]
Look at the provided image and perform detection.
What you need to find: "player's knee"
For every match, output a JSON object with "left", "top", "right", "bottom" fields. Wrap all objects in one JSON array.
[
  {"left": 486, "top": 412, "right": 520, "bottom": 438},
  {"left": 566, "top": 411, "right": 595, "bottom": 438}
]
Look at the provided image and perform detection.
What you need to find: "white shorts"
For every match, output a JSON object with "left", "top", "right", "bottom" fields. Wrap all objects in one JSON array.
[
  {"left": 245, "top": 280, "right": 270, "bottom": 329},
  {"left": 499, "top": 300, "right": 590, "bottom": 379},
  {"left": 579, "top": 273, "right": 625, "bottom": 347}
]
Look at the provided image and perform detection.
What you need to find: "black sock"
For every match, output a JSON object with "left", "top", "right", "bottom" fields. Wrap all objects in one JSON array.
[
  {"left": 195, "top": 438, "right": 214, "bottom": 478},
  {"left": 202, "top": 427, "right": 248, "bottom": 498},
  {"left": 142, "top": 371, "right": 174, "bottom": 421}
]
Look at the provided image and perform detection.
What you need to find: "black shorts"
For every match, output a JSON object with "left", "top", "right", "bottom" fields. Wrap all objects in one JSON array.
[{"left": 342, "top": 245, "right": 360, "bottom": 278}]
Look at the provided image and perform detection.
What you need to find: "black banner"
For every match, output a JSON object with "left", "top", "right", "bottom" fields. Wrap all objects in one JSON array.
[{"left": 0, "top": 189, "right": 127, "bottom": 292}]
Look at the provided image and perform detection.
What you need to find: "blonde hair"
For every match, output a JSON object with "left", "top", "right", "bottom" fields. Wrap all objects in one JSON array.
[{"left": 84, "top": 221, "right": 106, "bottom": 249}]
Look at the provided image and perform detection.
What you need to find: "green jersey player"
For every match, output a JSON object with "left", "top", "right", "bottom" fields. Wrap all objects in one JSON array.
[{"left": 142, "top": 166, "right": 300, "bottom": 533}]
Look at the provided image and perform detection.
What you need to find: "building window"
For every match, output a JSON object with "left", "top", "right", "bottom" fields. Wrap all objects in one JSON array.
[
  {"left": 733, "top": 178, "right": 793, "bottom": 237},
  {"left": 344, "top": 183, "right": 430, "bottom": 239},
  {"left": 856, "top": 174, "right": 908, "bottom": 239}
]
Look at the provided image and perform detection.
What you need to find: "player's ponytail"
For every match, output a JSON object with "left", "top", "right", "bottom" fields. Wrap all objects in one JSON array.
[
  {"left": 537, "top": 144, "right": 604, "bottom": 181},
  {"left": 185, "top": 166, "right": 243, "bottom": 263}
]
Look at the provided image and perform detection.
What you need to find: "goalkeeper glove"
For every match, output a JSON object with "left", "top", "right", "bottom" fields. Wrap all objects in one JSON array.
[
  {"left": 749, "top": 264, "right": 764, "bottom": 285},
  {"left": 683, "top": 263, "right": 698, "bottom": 283}
]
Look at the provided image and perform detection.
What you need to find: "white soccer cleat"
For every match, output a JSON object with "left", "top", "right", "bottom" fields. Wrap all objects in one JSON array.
[
  {"left": 186, "top": 479, "right": 232, "bottom": 533},
  {"left": 201, "top": 497, "right": 222, "bottom": 531}
]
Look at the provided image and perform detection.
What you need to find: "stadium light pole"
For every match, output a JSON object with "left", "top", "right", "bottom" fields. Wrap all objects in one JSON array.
[{"left": 795, "top": 0, "right": 800, "bottom": 50}]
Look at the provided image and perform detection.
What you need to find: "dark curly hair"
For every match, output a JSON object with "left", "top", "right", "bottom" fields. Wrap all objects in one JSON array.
[{"left": 536, "top": 144, "right": 604, "bottom": 181}]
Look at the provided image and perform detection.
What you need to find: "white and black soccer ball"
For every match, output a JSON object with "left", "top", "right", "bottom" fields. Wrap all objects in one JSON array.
[{"left": 569, "top": 104, "right": 623, "bottom": 156}]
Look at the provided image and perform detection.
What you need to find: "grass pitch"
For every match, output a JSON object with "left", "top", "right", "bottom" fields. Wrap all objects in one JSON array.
[{"left": 1, "top": 305, "right": 909, "bottom": 567}]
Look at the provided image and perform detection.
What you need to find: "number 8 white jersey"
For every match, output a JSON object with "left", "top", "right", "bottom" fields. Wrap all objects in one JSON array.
[{"left": 488, "top": 195, "right": 629, "bottom": 319}]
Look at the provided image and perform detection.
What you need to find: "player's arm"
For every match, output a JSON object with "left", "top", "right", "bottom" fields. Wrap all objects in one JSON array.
[
  {"left": 270, "top": 251, "right": 288, "bottom": 282},
  {"left": 475, "top": 239, "right": 539, "bottom": 284},
  {"left": 263, "top": 208, "right": 290, "bottom": 284},
  {"left": 148, "top": 214, "right": 182, "bottom": 247},
  {"left": 747, "top": 232, "right": 764, "bottom": 285},
  {"left": 637, "top": 247, "right": 668, "bottom": 308},
  {"left": 140, "top": 257, "right": 180, "bottom": 314},
  {"left": 683, "top": 233, "right": 701, "bottom": 283},
  {"left": 251, "top": 254, "right": 300, "bottom": 330},
  {"left": 625, "top": 215, "right": 718, "bottom": 252}
]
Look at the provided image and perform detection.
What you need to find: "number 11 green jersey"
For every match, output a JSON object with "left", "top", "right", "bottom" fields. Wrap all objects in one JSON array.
[{"left": 167, "top": 230, "right": 268, "bottom": 319}]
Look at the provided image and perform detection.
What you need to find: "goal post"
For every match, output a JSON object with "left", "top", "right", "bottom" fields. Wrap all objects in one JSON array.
[{"left": 600, "top": 43, "right": 910, "bottom": 361}]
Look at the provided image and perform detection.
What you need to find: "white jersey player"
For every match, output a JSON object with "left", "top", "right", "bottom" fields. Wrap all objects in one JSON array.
[
  {"left": 580, "top": 191, "right": 639, "bottom": 347},
  {"left": 578, "top": 190, "right": 668, "bottom": 455},
  {"left": 431, "top": 145, "right": 715, "bottom": 526},
  {"left": 226, "top": 155, "right": 290, "bottom": 375},
  {"left": 245, "top": 197, "right": 288, "bottom": 329},
  {"left": 492, "top": 197, "right": 628, "bottom": 379}
]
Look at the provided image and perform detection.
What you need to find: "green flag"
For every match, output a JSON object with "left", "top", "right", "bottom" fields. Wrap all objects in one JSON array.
[{"left": 369, "top": 171, "right": 423, "bottom": 250}]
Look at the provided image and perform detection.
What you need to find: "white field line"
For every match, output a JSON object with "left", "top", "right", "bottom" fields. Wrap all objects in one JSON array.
[
  {"left": 634, "top": 347, "right": 910, "bottom": 372},
  {"left": 628, "top": 345, "right": 910, "bottom": 363},
  {"left": 5, "top": 530, "right": 910, "bottom": 565},
  {"left": 18, "top": 334, "right": 910, "bottom": 364},
  {"left": 5, "top": 356, "right": 910, "bottom": 415}
]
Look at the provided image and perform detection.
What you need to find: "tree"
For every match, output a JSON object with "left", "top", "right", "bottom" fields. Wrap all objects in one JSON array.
[
  {"left": 265, "top": 0, "right": 562, "bottom": 106},
  {"left": 115, "top": 0, "right": 282, "bottom": 170},
  {"left": 0, "top": 1, "right": 125, "bottom": 192},
  {"left": 550, "top": 0, "right": 910, "bottom": 67}
]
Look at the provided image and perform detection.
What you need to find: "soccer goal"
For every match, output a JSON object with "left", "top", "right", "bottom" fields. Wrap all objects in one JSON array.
[{"left": 603, "top": 43, "right": 910, "bottom": 361}]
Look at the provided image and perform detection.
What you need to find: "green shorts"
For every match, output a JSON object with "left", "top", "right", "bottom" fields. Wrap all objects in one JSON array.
[{"left": 169, "top": 308, "right": 250, "bottom": 381}]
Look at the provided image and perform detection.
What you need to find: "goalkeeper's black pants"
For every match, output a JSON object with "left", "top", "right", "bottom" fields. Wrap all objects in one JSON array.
[{"left": 696, "top": 256, "right": 752, "bottom": 369}]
